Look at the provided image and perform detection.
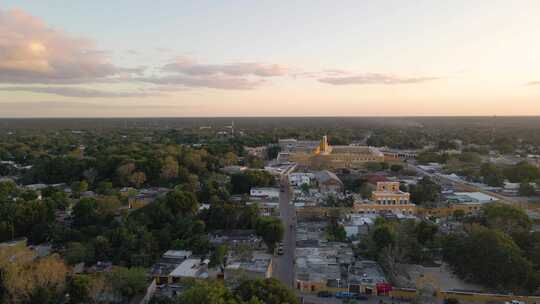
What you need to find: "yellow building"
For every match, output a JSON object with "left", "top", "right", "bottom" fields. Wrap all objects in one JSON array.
[
  {"left": 288, "top": 136, "right": 384, "bottom": 169},
  {"left": 354, "top": 182, "right": 416, "bottom": 215}
]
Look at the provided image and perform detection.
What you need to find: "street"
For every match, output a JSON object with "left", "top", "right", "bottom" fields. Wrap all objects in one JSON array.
[
  {"left": 271, "top": 174, "right": 407, "bottom": 304},
  {"left": 272, "top": 174, "right": 296, "bottom": 288},
  {"left": 298, "top": 293, "right": 411, "bottom": 304}
]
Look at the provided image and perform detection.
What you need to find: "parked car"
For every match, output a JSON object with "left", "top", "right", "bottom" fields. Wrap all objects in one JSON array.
[
  {"left": 335, "top": 291, "right": 355, "bottom": 299},
  {"left": 317, "top": 291, "right": 333, "bottom": 298}
]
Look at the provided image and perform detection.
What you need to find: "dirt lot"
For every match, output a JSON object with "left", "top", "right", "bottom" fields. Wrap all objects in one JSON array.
[{"left": 401, "top": 263, "right": 485, "bottom": 292}]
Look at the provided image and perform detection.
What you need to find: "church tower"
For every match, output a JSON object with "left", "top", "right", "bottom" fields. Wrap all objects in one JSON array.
[{"left": 318, "top": 135, "right": 332, "bottom": 155}]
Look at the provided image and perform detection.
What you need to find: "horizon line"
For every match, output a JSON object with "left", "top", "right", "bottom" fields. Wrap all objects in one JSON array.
[{"left": 0, "top": 114, "right": 535, "bottom": 119}]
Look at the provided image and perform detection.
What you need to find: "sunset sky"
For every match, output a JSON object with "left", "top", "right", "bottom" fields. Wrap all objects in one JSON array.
[{"left": 1, "top": 1, "right": 540, "bottom": 117}]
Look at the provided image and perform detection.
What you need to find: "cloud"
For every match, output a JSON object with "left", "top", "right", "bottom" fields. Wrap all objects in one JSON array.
[
  {"left": 0, "top": 86, "right": 158, "bottom": 98},
  {"left": 163, "top": 58, "right": 288, "bottom": 77},
  {"left": 527, "top": 81, "right": 540, "bottom": 86},
  {"left": 132, "top": 57, "right": 286, "bottom": 90},
  {"left": 0, "top": 100, "right": 175, "bottom": 109},
  {"left": 0, "top": 101, "right": 193, "bottom": 116},
  {"left": 136, "top": 75, "right": 265, "bottom": 90},
  {"left": 318, "top": 73, "right": 439, "bottom": 85},
  {"left": 293, "top": 69, "right": 350, "bottom": 79},
  {"left": 0, "top": 8, "right": 285, "bottom": 92},
  {"left": 0, "top": 9, "right": 139, "bottom": 84}
]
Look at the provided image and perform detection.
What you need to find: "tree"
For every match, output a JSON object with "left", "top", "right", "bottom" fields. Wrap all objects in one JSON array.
[
  {"left": 116, "top": 163, "right": 136, "bottom": 186},
  {"left": 366, "top": 162, "right": 382, "bottom": 172},
  {"left": 20, "top": 190, "right": 38, "bottom": 201},
  {"left": 327, "top": 220, "right": 347, "bottom": 242},
  {"left": 519, "top": 182, "right": 537, "bottom": 196},
  {"left": 149, "top": 296, "right": 176, "bottom": 304},
  {"left": 65, "top": 242, "right": 89, "bottom": 265},
  {"left": 96, "top": 196, "right": 121, "bottom": 218},
  {"left": 417, "top": 152, "right": 444, "bottom": 165},
  {"left": 480, "top": 163, "right": 504, "bottom": 187},
  {"left": 232, "top": 244, "right": 254, "bottom": 261},
  {"left": 481, "top": 203, "right": 531, "bottom": 236},
  {"left": 209, "top": 245, "right": 228, "bottom": 270},
  {"left": 390, "top": 164, "right": 404, "bottom": 173},
  {"left": 266, "top": 145, "right": 281, "bottom": 160},
  {"left": 230, "top": 170, "right": 274, "bottom": 194},
  {"left": 96, "top": 181, "right": 114, "bottom": 195},
  {"left": 0, "top": 180, "right": 16, "bottom": 200},
  {"left": 246, "top": 155, "right": 264, "bottom": 169},
  {"left": 129, "top": 171, "right": 147, "bottom": 188},
  {"left": 327, "top": 210, "right": 347, "bottom": 242},
  {"left": 372, "top": 225, "right": 396, "bottom": 251},
  {"left": 442, "top": 225, "right": 538, "bottom": 292},
  {"left": 0, "top": 247, "right": 69, "bottom": 304},
  {"left": 67, "top": 275, "right": 93, "bottom": 304},
  {"left": 107, "top": 267, "right": 147, "bottom": 300},
  {"left": 178, "top": 281, "right": 239, "bottom": 304},
  {"left": 255, "top": 217, "right": 284, "bottom": 252},
  {"left": 160, "top": 156, "right": 179, "bottom": 180},
  {"left": 223, "top": 152, "right": 238, "bottom": 166},
  {"left": 71, "top": 180, "right": 89, "bottom": 196},
  {"left": 236, "top": 278, "right": 299, "bottom": 304},
  {"left": 504, "top": 161, "right": 540, "bottom": 183},
  {"left": 359, "top": 184, "right": 373, "bottom": 199},
  {"left": 165, "top": 189, "right": 199, "bottom": 216},
  {"left": 415, "top": 221, "right": 438, "bottom": 245},
  {"left": 72, "top": 198, "right": 98, "bottom": 227},
  {"left": 82, "top": 168, "right": 98, "bottom": 186},
  {"left": 300, "top": 183, "right": 310, "bottom": 194},
  {"left": 409, "top": 177, "right": 441, "bottom": 205}
]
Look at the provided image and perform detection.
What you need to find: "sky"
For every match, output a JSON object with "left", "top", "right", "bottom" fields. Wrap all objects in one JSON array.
[{"left": 1, "top": 1, "right": 540, "bottom": 117}]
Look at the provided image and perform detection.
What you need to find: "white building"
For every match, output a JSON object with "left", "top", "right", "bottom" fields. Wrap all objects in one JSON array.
[
  {"left": 162, "top": 250, "right": 192, "bottom": 260},
  {"left": 289, "top": 173, "right": 314, "bottom": 186},
  {"left": 453, "top": 192, "right": 498, "bottom": 204},
  {"left": 169, "top": 258, "right": 209, "bottom": 280},
  {"left": 250, "top": 187, "right": 280, "bottom": 199}
]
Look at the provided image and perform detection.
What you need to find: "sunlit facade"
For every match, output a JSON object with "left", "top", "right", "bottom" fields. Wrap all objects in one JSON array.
[{"left": 288, "top": 136, "right": 384, "bottom": 169}]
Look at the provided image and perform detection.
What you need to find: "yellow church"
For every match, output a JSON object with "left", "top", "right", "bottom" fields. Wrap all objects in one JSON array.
[{"left": 288, "top": 136, "right": 384, "bottom": 169}]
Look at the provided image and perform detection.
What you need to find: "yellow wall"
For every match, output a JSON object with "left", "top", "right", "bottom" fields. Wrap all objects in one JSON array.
[
  {"left": 353, "top": 203, "right": 416, "bottom": 215},
  {"left": 376, "top": 182, "right": 400, "bottom": 192},
  {"left": 289, "top": 151, "right": 384, "bottom": 169}
]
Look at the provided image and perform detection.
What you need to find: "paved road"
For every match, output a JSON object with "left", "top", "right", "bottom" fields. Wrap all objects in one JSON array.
[
  {"left": 299, "top": 294, "right": 411, "bottom": 304},
  {"left": 272, "top": 174, "right": 296, "bottom": 288}
]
